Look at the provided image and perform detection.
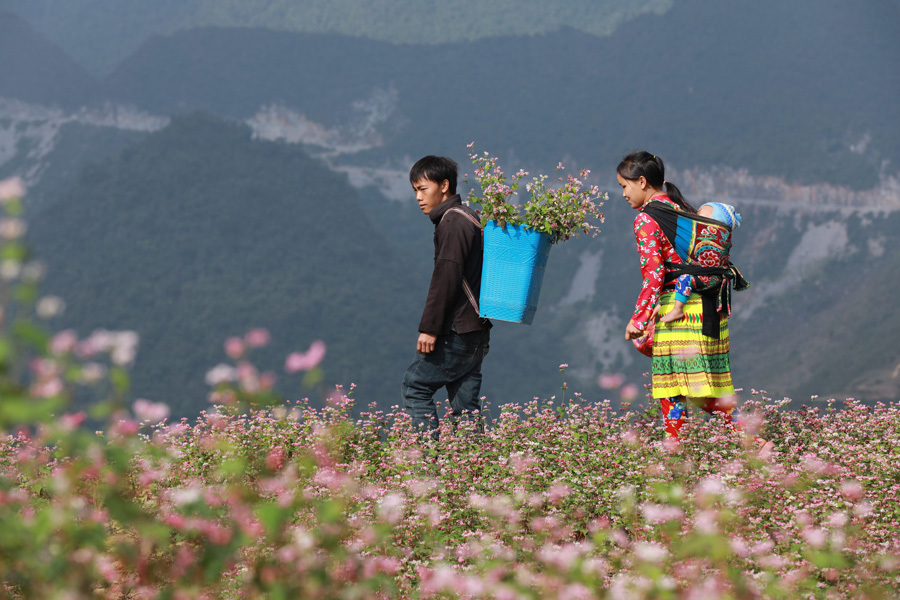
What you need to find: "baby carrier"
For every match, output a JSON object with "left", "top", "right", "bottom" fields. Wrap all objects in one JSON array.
[{"left": 642, "top": 202, "right": 749, "bottom": 339}]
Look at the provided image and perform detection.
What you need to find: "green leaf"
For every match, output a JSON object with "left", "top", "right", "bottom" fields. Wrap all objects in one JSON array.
[
  {"left": 109, "top": 366, "right": 131, "bottom": 396},
  {"left": 13, "top": 319, "right": 49, "bottom": 351},
  {"left": 256, "top": 502, "right": 293, "bottom": 538}
]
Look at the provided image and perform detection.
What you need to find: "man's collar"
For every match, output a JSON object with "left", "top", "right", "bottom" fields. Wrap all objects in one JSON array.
[{"left": 429, "top": 194, "right": 462, "bottom": 224}]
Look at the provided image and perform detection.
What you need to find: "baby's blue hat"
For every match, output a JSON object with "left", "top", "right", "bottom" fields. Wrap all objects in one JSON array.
[{"left": 702, "top": 202, "right": 742, "bottom": 229}]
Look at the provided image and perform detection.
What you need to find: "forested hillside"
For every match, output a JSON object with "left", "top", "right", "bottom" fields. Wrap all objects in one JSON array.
[{"left": 27, "top": 113, "right": 424, "bottom": 415}]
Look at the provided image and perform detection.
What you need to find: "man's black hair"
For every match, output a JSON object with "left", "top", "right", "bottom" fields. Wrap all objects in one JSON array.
[{"left": 409, "top": 155, "right": 458, "bottom": 195}]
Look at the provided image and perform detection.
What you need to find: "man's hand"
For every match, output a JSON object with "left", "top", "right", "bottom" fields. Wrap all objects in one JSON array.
[
  {"left": 624, "top": 322, "right": 645, "bottom": 341},
  {"left": 417, "top": 332, "right": 438, "bottom": 354}
]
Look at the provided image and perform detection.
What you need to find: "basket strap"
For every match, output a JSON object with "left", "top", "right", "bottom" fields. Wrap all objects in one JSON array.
[
  {"left": 444, "top": 208, "right": 483, "bottom": 315},
  {"left": 446, "top": 207, "right": 483, "bottom": 229}
]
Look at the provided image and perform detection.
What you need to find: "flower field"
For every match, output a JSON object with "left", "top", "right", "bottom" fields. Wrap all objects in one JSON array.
[
  {"left": 1, "top": 177, "right": 899, "bottom": 598},
  {"left": 2, "top": 378, "right": 900, "bottom": 598}
]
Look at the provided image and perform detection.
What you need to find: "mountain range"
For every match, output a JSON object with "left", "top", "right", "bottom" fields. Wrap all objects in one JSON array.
[
  {"left": 0, "top": 0, "right": 671, "bottom": 75},
  {"left": 2, "top": 0, "right": 900, "bottom": 415}
]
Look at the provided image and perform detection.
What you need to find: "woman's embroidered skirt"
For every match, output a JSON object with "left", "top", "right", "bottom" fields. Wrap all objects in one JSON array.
[{"left": 652, "top": 291, "right": 734, "bottom": 398}]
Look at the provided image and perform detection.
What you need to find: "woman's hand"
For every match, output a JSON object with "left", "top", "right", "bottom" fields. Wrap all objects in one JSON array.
[{"left": 625, "top": 322, "right": 645, "bottom": 340}]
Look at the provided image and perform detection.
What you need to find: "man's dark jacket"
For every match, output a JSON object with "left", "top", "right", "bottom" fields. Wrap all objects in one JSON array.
[{"left": 419, "top": 195, "right": 491, "bottom": 336}]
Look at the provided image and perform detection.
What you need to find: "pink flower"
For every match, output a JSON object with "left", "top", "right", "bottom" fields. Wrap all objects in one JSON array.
[
  {"left": 133, "top": 399, "right": 170, "bottom": 424},
  {"left": 598, "top": 373, "right": 625, "bottom": 389},
  {"left": 0, "top": 177, "right": 25, "bottom": 202},
  {"left": 224, "top": 336, "right": 245, "bottom": 359},
  {"left": 377, "top": 493, "right": 406, "bottom": 524},
  {"left": 840, "top": 480, "right": 864, "bottom": 502},
  {"left": 59, "top": 411, "right": 86, "bottom": 431},
  {"left": 547, "top": 483, "right": 572, "bottom": 504},
  {"left": 31, "top": 377, "right": 63, "bottom": 398},
  {"left": 640, "top": 503, "right": 684, "bottom": 524},
  {"left": 285, "top": 340, "right": 326, "bottom": 373},
  {"left": 620, "top": 383, "right": 639, "bottom": 401},
  {"left": 81, "top": 362, "right": 107, "bottom": 383},
  {"left": 244, "top": 328, "right": 271, "bottom": 348},
  {"left": 50, "top": 329, "right": 78, "bottom": 355},
  {"left": 111, "top": 419, "right": 139, "bottom": 437},
  {"left": 0, "top": 218, "right": 26, "bottom": 239},
  {"left": 800, "top": 527, "right": 827, "bottom": 548},
  {"left": 266, "top": 446, "right": 287, "bottom": 471}
]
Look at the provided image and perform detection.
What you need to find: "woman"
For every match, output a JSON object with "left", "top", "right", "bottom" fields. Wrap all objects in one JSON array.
[{"left": 617, "top": 151, "right": 771, "bottom": 454}]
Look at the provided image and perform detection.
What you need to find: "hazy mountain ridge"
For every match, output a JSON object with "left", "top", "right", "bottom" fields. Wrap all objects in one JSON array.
[
  {"left": 98, "top": 1, "right": 900, "bottom": 191},
  {"left": 5, "top": 1, "right": 898, "bottom": 192},
  {"left": 0, "top": 10, "right": 102, "bottom": 106},
  {"left": 1, "top": 0, "right": 671, "bottom": 75}
]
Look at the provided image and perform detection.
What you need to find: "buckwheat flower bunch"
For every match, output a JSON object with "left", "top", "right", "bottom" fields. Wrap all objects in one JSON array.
[
  {"left": 466, "top": 144, "right": 606, "bottom": 243},
  {"left": 523, "top": 165, "right": 606, "bottom": 243},
  {"left": 465, "top": 142, "right": 525, "bottom": 227}
]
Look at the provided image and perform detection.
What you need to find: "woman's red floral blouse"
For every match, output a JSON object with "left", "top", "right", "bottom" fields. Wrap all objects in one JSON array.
[{"left": 630, "top": 195, "right": 683, "bottom": 330}]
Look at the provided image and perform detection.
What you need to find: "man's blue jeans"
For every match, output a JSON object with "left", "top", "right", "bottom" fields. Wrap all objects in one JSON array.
[{"left": 401, "top": 329, "right": 489, "bottom": 435}]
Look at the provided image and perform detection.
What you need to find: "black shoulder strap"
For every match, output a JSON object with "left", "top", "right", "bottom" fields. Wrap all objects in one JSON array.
[
  {"left": 640, "top": 202, "right": 680, "bottom": 246},
  {"left": 443, "top": 207, "right": 483, "bottom": 315}
]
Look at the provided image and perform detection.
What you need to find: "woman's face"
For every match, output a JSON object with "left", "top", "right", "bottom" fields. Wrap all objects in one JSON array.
[{"left": 617, "top": 174, "right": 652, "bottom": 210}]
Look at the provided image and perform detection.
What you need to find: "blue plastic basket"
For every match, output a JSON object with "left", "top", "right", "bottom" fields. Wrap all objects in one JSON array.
[{"left": 479, "top": 221, "right": 552, "bottom": 324}]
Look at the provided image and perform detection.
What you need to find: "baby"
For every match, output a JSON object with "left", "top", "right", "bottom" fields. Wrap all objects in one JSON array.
[{"left": 659, "top": 202, "right": 741, "bottom": 324}]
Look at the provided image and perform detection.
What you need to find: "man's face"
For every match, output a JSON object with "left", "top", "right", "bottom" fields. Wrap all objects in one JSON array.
[{"left": 413, "top": 177, "right": 450, "bottom": 215}]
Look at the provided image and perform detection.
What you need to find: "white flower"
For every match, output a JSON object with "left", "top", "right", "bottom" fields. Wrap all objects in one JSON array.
[
  {"left": 110, "top": 330, "right": 139, "bottom": 365},
  {"left": 633, "top": 541, "right": 668, "bottom": 563},
  {"left": 168, "top": 486, "right": 202, "bottom": 506},
  {"left": 377, "top": 492, "right": 406, "bottom": 524},
  {"left": 0, "top": 218, "right": 26, "bottom": 239},
  {"left": 205, "top": 363, "right": 236, "bottom": 386},
  {"left": 0, "top": 259, "right": 21, "bottom": 281},
  {"left": 36, "top": 296, "right": 66, "bottom": 319}
]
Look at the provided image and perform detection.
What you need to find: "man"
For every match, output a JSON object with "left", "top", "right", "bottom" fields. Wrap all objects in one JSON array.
[{"left": 401, "top": 155, "right": 491, "bottom": 436}]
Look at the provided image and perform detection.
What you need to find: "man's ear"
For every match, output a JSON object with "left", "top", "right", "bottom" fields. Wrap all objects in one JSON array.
[{"left": 440, "top": 179, "right": 450, "bottom": 194}]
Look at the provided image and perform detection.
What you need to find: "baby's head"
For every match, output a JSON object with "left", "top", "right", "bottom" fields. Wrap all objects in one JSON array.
[{"left": 698, "top": 202, "right": 742, "bottom": 229}]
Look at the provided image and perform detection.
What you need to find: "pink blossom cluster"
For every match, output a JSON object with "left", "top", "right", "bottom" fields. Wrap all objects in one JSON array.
[
  {"left": 466, "top": 143, "right": 607, "bottom": 243},
  {"left": 3, "top": 380, "right": 900, "bottom": 597}
]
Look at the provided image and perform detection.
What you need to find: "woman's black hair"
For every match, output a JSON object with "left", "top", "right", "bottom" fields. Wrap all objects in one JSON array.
[
  {"left": 409, "top": 155, "right": 458, "bottom": 195},
  {"left": 616, "top": 150, "right": 695, "bottom": 213}
]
